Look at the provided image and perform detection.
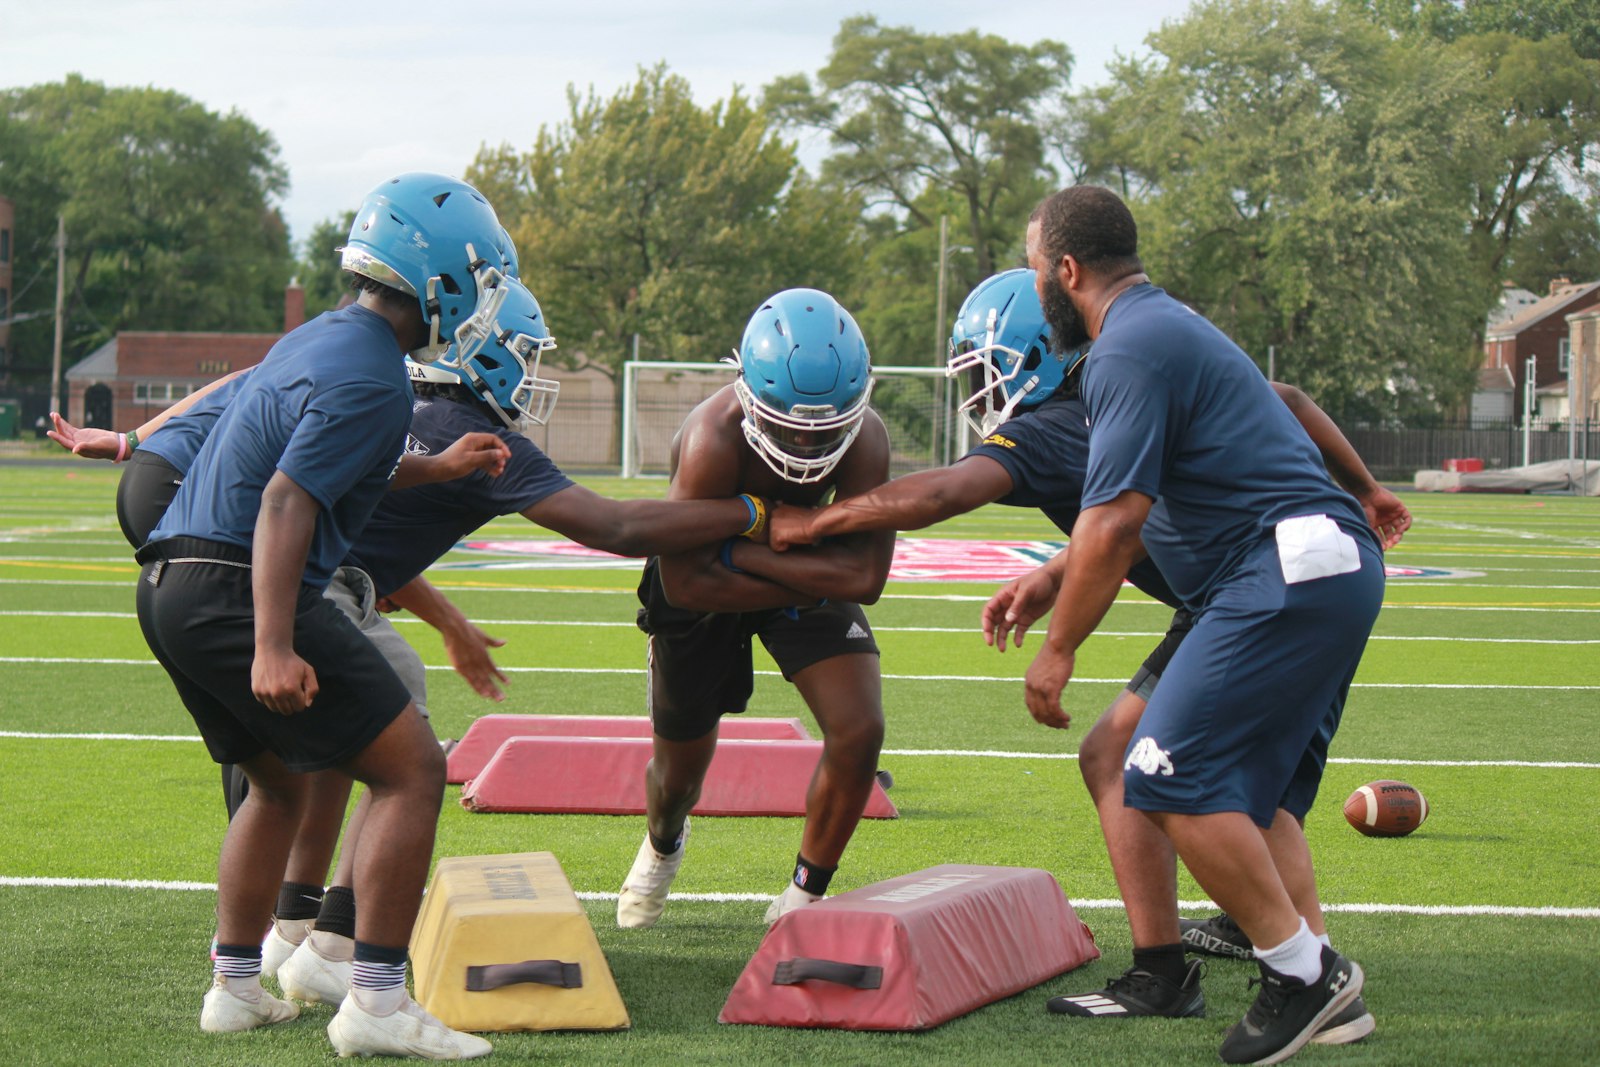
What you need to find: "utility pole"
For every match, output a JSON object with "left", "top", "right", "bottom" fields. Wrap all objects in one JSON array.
[
  {"left": 1523, "top": 354, "right": 1537, "bottom": 467},
  {"left": 934, "top": 215, "right": 950, "bottom": 365},
  {"left": 49, "top": 214, "right": 65, "bottom": 418}
]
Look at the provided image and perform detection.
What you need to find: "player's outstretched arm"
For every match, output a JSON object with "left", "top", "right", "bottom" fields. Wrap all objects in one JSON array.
[
  {"left": 391, "top": 432, "right": 512, "bottom": 489},
  {"left": 521, "top": 484, "right": 763, "bottom": 559},
  {"left": 768, "top": 455, "right": 1013, "bottom": 551},
  {"left": 251, "top": 472, "right": 321, "bottom": 715},
  {"left": 722, "top": 415, "right": 896, "bottom": 604},
  {"left": 384, "top": 576, "right": 508, "bottom": 701},
  {"left": 47, "top": 369, "right": 250, "bottom": 461},
  {"left": 1272, "top": 382, "right": 1411, "bottom": 549}
]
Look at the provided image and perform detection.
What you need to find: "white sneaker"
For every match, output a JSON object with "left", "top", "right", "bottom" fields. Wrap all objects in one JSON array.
[
  {"left": 764, "top": 882, "right": 823, "bottom": 924},
  {"left": 617, "top": 819, "right": 688, "bottom": 929},
  {"left": 200, "top": 973, "right": 300, "bottom": 1032},
  {"left": 328, "top": 994, "right": 492, "bottom": 1060},
  {"left": 261, "top": 921, "right": 307, "bottom": 979},
  {"left": 279, "top": 937, "right": 353, "bottom": 1005}
]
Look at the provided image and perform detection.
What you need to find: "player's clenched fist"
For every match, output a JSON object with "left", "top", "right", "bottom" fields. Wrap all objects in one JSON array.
[{"left": 251, "top": 647, "right": 319, "bottom": 714}]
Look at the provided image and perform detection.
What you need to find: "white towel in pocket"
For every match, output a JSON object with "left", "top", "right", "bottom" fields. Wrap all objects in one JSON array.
[{"left": 1275, "top": 514, "right": 1361, "bottom": 585}]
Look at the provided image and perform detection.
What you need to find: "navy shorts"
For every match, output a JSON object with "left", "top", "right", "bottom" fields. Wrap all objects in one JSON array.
[
  {"left": 1126, "top": 607, "right": 1195, "bottom": 701},
  {"left": 1122, "top": 535, "right": 1384, "bottom": 827},
  {"left": 636, "top": 559, "right": 880, "bottom": 742},
  {"left": 135, "top": 536, "right": 414, "bottom": 772}
]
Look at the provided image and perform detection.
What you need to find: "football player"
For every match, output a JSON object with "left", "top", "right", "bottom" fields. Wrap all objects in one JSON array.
[
  {"left": 768, "top": 268, "right": 1405, "bottom": 1041},
  {"left": 618, "top": 288, "right": 895, "bottom": 928},
  {"left": 53, "top": 261, "right": 776, "bottom": 1010},
  {"left": 132, "top": 172, "right": 507, "bottom": 1059}
]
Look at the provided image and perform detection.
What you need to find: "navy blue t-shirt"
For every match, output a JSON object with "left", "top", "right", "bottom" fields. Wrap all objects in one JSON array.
[
  {"left": 344, "top": 394, "right": 575, "bottom": 597},
  {"left": 967, "top": 393, "right": 1181, "bottom": 608},
  {"left": 1079, "top": 284, "right": 1376, "bottom": 609},
  {"left": 149, "top": 305, "right": 412, "bottom": 589},
  {"left": 139, "top": 371, "right": 251, "bottom": 472}
]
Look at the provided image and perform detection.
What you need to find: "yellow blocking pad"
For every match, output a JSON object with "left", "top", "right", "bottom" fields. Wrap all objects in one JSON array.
[{"left": 411, "top": 852, "right": 630, "bottom": 1032}]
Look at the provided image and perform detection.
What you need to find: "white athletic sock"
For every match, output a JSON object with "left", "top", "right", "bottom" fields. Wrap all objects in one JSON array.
[
  {"left": 1316, "top": 932, "right": 1332, "bottom": 948},
  {"left": 350, "top": 982, "right": 407, "bottom": 1016},
  {"left": 307, "top": 929, "right": 355, "bottom": 961},
  {"left": 1254, "top": 917, "right": 1323, "bottom": 984}
]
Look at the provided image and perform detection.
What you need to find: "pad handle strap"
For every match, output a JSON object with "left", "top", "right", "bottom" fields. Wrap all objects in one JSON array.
[
  {"left": 771, "top": 957, "right": 882, "bottom": 989},
  {"left": 465, "top": 960, "right": 583, "bottom": 991}
]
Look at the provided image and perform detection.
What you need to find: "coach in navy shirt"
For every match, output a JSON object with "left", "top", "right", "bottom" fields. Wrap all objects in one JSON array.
[{"left": 1019, "top": 186, "right": 1384, "bottom": 1066}]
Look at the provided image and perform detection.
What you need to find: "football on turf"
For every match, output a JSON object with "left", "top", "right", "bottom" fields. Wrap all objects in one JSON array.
[{"left": 1343, "top": 780, "right": 1429, "bottom": 837}]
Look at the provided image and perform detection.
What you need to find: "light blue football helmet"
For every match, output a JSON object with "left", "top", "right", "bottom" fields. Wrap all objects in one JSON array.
[
  {"left": 733, "top": 288, "right": 873, "bottom": 484},
  {"left": 340, "top": 173, "right": 507, "bottom": 362},
  {"left": 407, "top": 269, "right": 559, "bottom": 428},
  {"left": 947, "top": 268, "right": 1086, "bottom": 438}
]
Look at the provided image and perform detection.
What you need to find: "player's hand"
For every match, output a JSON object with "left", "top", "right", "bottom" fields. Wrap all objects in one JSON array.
[
  {"left": 982, "top": 565, "right": 1062, "bottom": 652},
  {"left": 1360, "top": 487, "right": 1412, "bottom": 551},
  {"left": 443, "top": 620, "right": 508, "bottom": 702},
  {"left": 374, "top": 596, "right": 400, "bottom": 613},
  {"left": 767, "top": 504, "right": 815, "bottom": 552},
  {"left": 1023, "top": 645, "right": 1074, "bottom": 729},
  {"left": 251, "top": 646, "right": 319, "bottom": 714},
  {"left": 46, "top": 412, "right": 122, "bottom": 460},
  {"left": 440, "top": 432, "right": 511, "bottom": 480}
]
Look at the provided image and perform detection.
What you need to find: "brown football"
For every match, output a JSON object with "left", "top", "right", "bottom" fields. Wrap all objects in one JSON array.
[{"left": 1343, "top": 780, "right": 1429, "bottom": 837}]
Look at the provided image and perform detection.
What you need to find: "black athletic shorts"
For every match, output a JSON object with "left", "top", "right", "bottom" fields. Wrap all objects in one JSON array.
[
  {"left": 635, "top": 558, "right": 880, "bottom": 742},
  {"left": 135, "top": 536, "right": 413, "bottom": 772},
  {"left": 116, "top": 451, "right": 184, "bottom": 549},
  {"left": 1126, "top": 607, "right": 1196, "bottom": 701}
]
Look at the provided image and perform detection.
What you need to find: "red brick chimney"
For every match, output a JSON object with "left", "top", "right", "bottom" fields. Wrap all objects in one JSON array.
[
  {"left": 1549, "top": 276, "right": 1572, "bottom": 296},
  {"left": 283, "top": 278, "right": 306, "bottom": 333}
]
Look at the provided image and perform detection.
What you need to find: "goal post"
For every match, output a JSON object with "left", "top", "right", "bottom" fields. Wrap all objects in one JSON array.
[{"left": 620, "top": 360, "right": 971, "bottom": 478}]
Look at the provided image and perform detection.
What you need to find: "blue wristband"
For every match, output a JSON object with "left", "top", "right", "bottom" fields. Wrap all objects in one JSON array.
[{"left": 719, "top": 538, "right": 745, "bottom": 574}]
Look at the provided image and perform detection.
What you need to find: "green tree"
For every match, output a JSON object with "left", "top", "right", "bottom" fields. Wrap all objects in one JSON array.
[
  {"left": 0, "top": 75, "right": 292, "bottom": 385},
  {"left": 1065, "top": 0, "right": 1484, "bottom": 421},
  {"left": 469, "top": 65, "right": 862, "bottom": 392},
  {"left": 764, "top": 15, "right": 1071, "bottom": 325},
  {"left": 1504, "top": 183, "right": 1600, "bottom": 293},
  {"left": 295, "top": 211, "right": 358, "bottom": 318},
  {"left": 1348, "top": 0, "right": 1600, "bottom": 60}
]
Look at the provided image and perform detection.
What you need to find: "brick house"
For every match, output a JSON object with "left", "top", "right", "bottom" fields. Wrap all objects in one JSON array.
[
  {"left": 65, "top": 285, "right": 305, "bottom": 430},
  {"left": 1482, "top": 278, "right": 1600, "bottom": 421}
]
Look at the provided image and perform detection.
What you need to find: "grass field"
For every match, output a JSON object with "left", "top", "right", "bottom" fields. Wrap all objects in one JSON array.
[{"left": 1, "top": 456, "right": 1597, "bottom": 1066}]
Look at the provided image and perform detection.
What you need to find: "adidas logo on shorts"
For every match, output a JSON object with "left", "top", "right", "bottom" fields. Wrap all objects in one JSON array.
[{"left": 845, "top": 622, "right": 870, "bottom": 640}]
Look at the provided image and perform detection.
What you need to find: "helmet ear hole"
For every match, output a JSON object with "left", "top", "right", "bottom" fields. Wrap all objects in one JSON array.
[{"left": 438, "top": 273, "right": 462, "bottom": 296}]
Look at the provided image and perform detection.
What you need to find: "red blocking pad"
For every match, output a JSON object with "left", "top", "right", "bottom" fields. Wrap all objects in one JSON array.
[
  {"left": 447, "top": 714, "right": 812, "bottom": 783},
  {"left": 460, "top": 736, "right": 896, "bottom": 818},
  {"left": 718, "top": 865, "right": 1098, "bottom": 1030}
]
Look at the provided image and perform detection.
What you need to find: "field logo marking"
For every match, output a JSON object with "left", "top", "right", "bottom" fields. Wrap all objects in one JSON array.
[{"left": 446, "top": 537, "right": 1484, "bottom": 583}]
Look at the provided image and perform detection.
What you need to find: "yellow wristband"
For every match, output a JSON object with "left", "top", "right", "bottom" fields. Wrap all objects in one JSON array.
[{"left": 739, "top": 494, "right": 769, "bottom": 539}]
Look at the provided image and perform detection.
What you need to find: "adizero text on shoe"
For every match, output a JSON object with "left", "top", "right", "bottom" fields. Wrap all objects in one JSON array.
[
  {"left": 278, "top": 939, "right": 353, "bottom": 1006},
  {"left": 1310, "top": 993, "right": 1375, "bottom": 1045},
  {"left": 1046, "top": 961, "right": 1206, "bottom": 1018},
  {"left": 616, "top": 821, "right": 687, "bottom": 929},
  {"left": 1181, "top": 913, "right": 1254, "bottom": 960},
  {"left": 328, "top": 996, "right": 491, "bottom": 1060},
  {"left": 200, "top": 974, "right": 300, "bottom": 1032},
  {"left": 1219, "top": 947, "right": 1363, "bottom": 1065}
]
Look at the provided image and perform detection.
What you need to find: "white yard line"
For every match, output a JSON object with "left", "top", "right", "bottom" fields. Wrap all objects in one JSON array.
[
  {"left": 1, "top": 876, "right": 1593, "bottom": 917},
  {"left": 3, "top": 731, "right": 1595, "bottom": 769}
]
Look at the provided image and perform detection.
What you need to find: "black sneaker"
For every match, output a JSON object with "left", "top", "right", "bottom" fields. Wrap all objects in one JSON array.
[
  {"left": 1219, "top": 946, "right": 1363, "bottom": 1065},
  {"left": 1047, "top": 960, "right": 1206, "bottom": 1018},
  {"left": 1181, "top": 913, "right": 1254, "bottom": 960},
  {"left": 1310, "top": 994, "right": 1374, "bottom": 1045}
]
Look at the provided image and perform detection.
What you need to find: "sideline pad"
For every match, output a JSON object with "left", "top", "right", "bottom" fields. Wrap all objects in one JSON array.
[
  {"left": 411, "top": 851, "right": 629, "bottom": 1032},
  {"left": 447, "top": 714, "right": 812, "bottom": 783},
  {"left": 460, "top": 736, "right": 897, "bottom": 818},
  {"left": 719, "top": 865, "right": 1098, "bottom": 1030}
]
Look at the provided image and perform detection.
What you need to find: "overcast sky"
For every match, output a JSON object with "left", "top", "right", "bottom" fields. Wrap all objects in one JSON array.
[{"left": 2, "top": 0, "right": 1196, "bottom": 246}]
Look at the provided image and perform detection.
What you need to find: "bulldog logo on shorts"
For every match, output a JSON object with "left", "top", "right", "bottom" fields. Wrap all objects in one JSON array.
[{"left": 1125, "top": 737, "right": 1175, "bottom": 777}]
